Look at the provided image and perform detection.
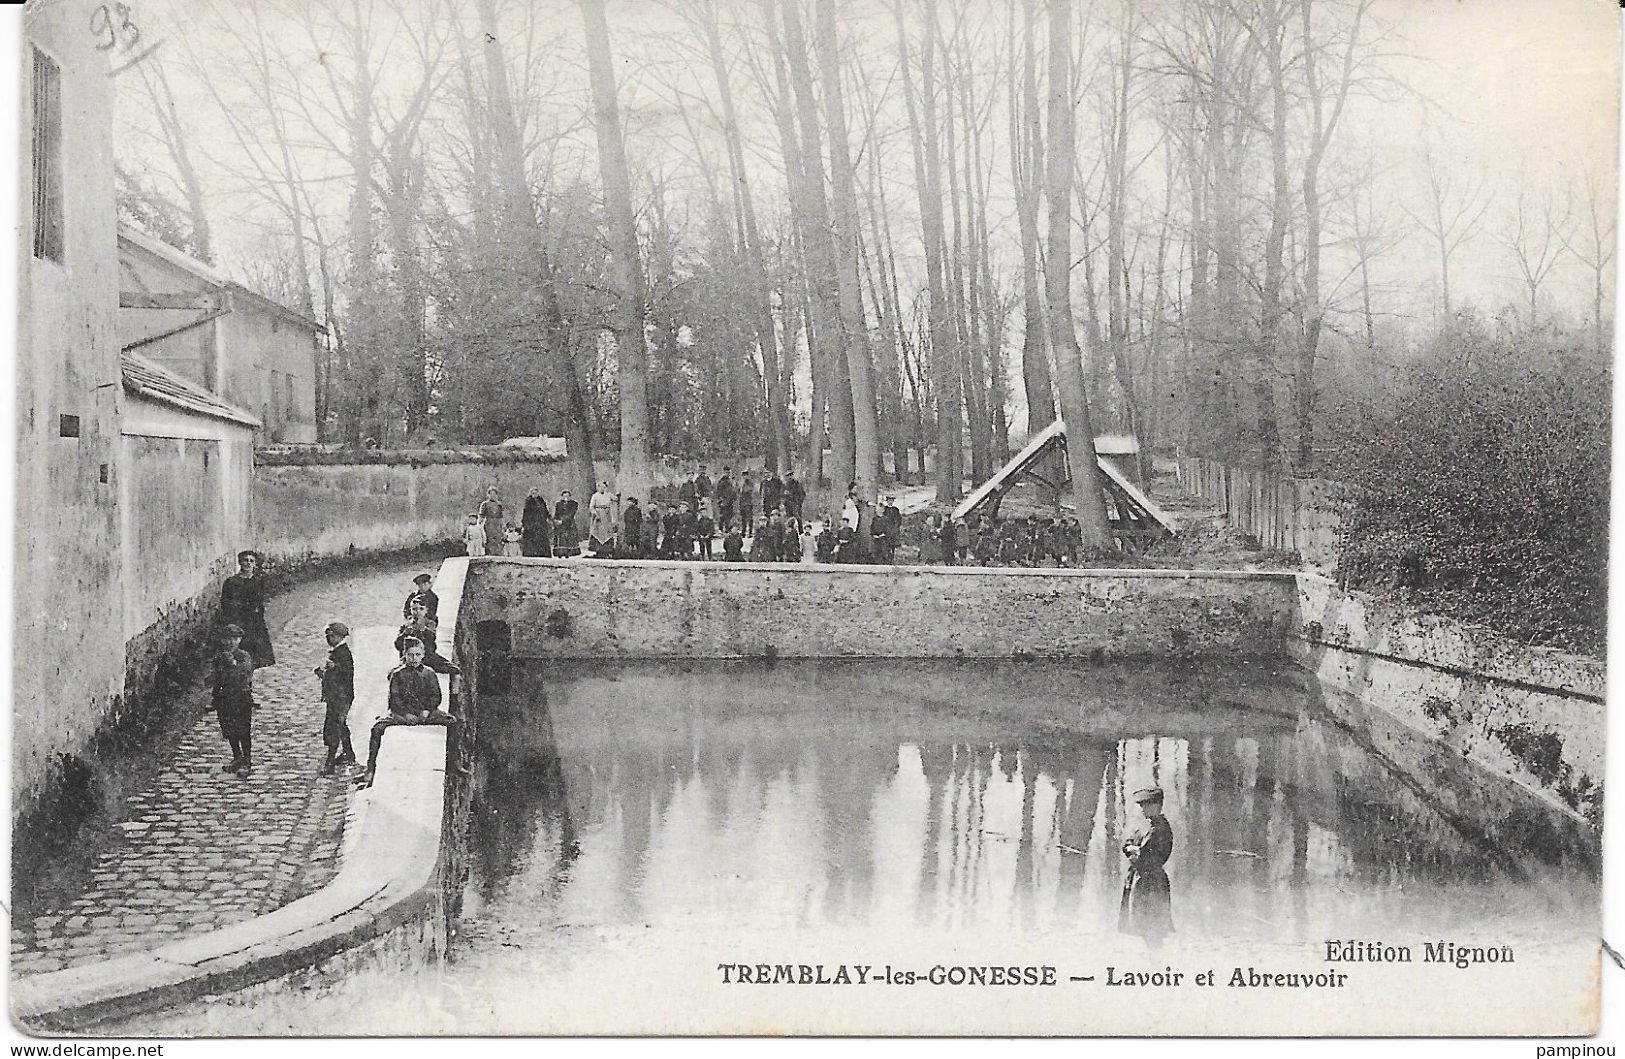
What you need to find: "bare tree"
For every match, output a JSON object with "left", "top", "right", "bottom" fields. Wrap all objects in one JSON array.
[
  {"left": 1501, "top": 184, "right": 1570, "bottom": 328},
  {"left": 1407, "top": 149, "right": 1491, "bottom": 317},
  {"left": 580, "top": 0, "right": 654, "bottom": 500},
  {"left": 1044, "top": 0, "right": 1111, "bottom": 544},
  {"left": 1559, "top": 168, "right": 1616, "bottom": 355}
]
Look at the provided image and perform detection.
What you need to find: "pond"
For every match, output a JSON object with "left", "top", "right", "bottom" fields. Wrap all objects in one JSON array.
[
  {"left": 432, "top": 657, "right": 1598, "bottom": 1034},
  {"left": 124, "top": 656, "right": 1597, "bottom": 1036}
]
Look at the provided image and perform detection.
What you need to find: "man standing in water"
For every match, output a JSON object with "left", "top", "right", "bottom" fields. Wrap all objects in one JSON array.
[{"left": 1119, "top": 787, "right": 1175, "bottom": 948}]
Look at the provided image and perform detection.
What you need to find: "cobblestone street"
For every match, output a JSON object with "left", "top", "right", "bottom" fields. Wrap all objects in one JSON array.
[{"left": 10, "top": 557, "right": 436, "bottom": 977}]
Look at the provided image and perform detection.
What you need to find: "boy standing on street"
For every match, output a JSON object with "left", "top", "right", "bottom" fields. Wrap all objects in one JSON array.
[
  {"left": 316, "top": 622, "right": 356, "bottom": 774},
  {"left": 212, "top": 623, "right": 257, "bottom": 777}
]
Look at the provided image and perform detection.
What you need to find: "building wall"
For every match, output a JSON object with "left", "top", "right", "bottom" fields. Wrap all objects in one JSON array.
[
  {"left": 221, "top": 293, "right": 317, "bottom": 444},
  {"left": 116, "top": 245, "right": 219, "bottom": 387},
  {"left": 460, "top": 560, "right": 1298, "bottom": 660},
  {"left": 14, "top": 0, "right": 125, "bottom": 820},
  {"left": 115, "top": 240, "right": 319, "bottom": 444}
]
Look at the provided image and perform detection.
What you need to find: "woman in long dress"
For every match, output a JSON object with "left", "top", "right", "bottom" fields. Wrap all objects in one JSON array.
[
  {"left": 587, "top": 482, "right": 616, "bottom": 553},
  {"left": 1119, "top": 787, "right": 1175, "bottom": 947},
  {"left": 479, "top": 487, "right": 504, "bottom": 554},
  {"left": 220, "top": 551, "right": 275, "bottom": 668},
  {"left": 521, "top": 488, "right": 552, "bottom": 557}
]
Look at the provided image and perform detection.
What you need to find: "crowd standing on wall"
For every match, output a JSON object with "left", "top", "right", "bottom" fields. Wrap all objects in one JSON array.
[{"left": 921, "top": 512, "right": 1091, "bottom": 567}]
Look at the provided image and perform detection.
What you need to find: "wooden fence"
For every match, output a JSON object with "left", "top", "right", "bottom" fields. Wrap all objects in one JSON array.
[{"left": 1176, "top": 458, "right": 1342, "bottom": 569}]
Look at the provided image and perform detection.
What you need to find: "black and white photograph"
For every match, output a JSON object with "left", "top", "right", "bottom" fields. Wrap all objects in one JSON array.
[{"left": 5, "top": 0, "right": 1618, "bottom": 1039}]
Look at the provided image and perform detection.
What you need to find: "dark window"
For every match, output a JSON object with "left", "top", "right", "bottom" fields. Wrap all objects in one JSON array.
[
  {"left": 31, "top": 48, "right": 64, "bottom": 264},
  {"left": 59, "top": 414, "right": 80, "bottom": 438}
]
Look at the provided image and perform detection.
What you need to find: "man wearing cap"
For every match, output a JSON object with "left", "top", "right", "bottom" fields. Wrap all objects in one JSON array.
[
  {"left": 1119, "top": 786, "right": 1175, "bottom": 947},
  {"left": 403, "top": 573, "right": 439, "bottom": 623}
]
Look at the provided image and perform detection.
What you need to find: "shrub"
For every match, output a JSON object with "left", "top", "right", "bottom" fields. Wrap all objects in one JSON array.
[{"left": 1325, "top": 319, "right": 1609, "bottom": 654}]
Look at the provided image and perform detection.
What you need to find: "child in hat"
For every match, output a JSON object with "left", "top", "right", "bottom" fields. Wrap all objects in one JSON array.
[
  {"left": 212, "top": 623, "right": 257, "bottom": 777},
  {"left": 316, "top": 622, "right": 356, "bottom": 774},
  {"left": 403, "top": 572, "right": 439, "bottom": 623}
]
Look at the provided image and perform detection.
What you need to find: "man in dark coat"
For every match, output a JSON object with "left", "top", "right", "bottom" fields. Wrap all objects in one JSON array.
[
  {"left": 695, "top": 465, "right": 714, "bottom": 521},
  {"left": 738, "top": 472, "right": 756, "bottom": 530},
  {"left": 762, "top": 472, "right": 783, "bottom": 518},
  {"left": 815, "top": 522, "right": 837, "bottom": 562},
  {"left": 715, "top": 468, "right": 736, "bottom": 532},
  {"left": 678, "top": 476, "right": 697, "bottom": 513},
  {"left": 521, "top": 488, "right": 552, "bottom": 557},
  {"left": 552, "top": 491, "right": 580, "bottom": 556},
  {"left": 834, "top": 518, "right": 858, "bottom": 563},
  {"left": 875, "top": 496, "right": 902, "bottom": 562},
  {"left": 622, "top": 497, "right": 643, "bottom": 558},
  {"left": 1119, "top": 787, "right": 1175, "bottom": 947},
  {"left": 940, "top": 519, "right": 959, "bottom": 566},
  {"left": 663, "top": 505, "right": 685, "bottom": 559},
  {"left": 220, "top": 551, "right": 275, "bottom": 668},
  {"left": 682, "top": 503, "right": 703, "bottom": 559},
  {"left": 642, "top": 503, "right": 664, "bottom": 557},
  {"left": 783, "top": 472, "right": 805, "bottom": 520}
]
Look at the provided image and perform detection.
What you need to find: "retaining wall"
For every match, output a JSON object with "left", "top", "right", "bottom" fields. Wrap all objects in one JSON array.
[
  {"left": 251, "top": 450, "right": 760, "bottom": 567},
  {"left": 460, "top": 558, "right": 1300, "bottom": 660},
  {"left": 1295, "top": 575, "right": 1604, "bottom": 829}
]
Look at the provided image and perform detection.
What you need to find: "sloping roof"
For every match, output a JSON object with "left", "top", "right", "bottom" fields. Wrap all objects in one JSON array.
[
  {"left": 953, "top": 419, "right": 1066, "bottom": 519},
  {"left": 118, "top": 226, "right": 229, "bottom": 286},
  {"left": 225, "top": 282, "right": 325, "bottom": 333},
  {"left": 121, "top": 351, "right": 261, "bottom": 429},
  {"left": 118, "top": 225, "right": 325, "bottom": 333},
  {"left": 951, "top": 422, "right": 1177, "bottom": 532}
]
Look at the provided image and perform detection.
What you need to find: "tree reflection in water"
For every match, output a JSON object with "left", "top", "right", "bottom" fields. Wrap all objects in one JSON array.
[{"left": 461, "top": 658, "right": 1597, "bottom": 950}]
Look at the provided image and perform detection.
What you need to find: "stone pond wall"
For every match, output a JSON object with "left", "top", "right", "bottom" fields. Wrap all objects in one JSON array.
[
  {"left": 1296, "top": 575, "right": 1604, "bottom": 829},
  {"left": 251, "top": 448, "right": 762, "bottom": 568},
  {"left": 459, "top": 558, "right": 1300, "bottom": 660}
]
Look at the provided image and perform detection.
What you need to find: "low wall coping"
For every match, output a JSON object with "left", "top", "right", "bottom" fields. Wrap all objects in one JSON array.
[
  {"left": 1296, "top": 573, "right": 1604, "bottom": 703},
  {"left": 12, "top": 561, "right": 472, "bottom": 1032},
  {"left": 466, "top": 556, "right": 1302, "bottom": 582}
]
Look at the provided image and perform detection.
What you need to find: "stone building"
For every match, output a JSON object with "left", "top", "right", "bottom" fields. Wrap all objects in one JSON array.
[
  {"left": 15, "top": 0, "right": 126, "bottom": 825},
  {"left": 118, "top": 226, "right": 322, "bottom": 444},
  {"left": 13, "top": 0, "right": 260, "bottom": 829}
]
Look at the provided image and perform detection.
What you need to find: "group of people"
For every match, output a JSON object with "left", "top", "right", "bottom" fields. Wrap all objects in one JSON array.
[
  {"left": 211, "top": 550, "right": 457, "bottom": 783},
  {"left": 457, "top": 469, "right": 911, "bottom": 565},
  {"left": 925, "top": 513, "right": 1092, "bottom": 567}
]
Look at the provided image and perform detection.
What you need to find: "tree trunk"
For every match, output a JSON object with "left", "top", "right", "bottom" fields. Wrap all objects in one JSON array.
[
  {"left": 580, "top": 0, "right": 653, "bottom": 502},
  {"left": 893, "top": 0, "right": 961, "bottom": 502},
  {"left": 1044, "top": 0, "right": 1111, "bottom": 546},
  {"left": 812, "top": 0, "right": 882, "bottom": 546},
  {"left": 700, "top": 0, "right": 791, "bottom": 475}
]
